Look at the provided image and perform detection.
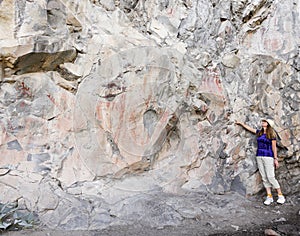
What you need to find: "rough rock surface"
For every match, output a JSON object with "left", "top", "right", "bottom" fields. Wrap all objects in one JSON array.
[{"left": 0, "top": 0, "right": 299, "bottom": 234}]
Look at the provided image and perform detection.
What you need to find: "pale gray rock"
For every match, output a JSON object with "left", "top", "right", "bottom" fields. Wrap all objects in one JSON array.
[
  {"left": 98, "top": 0, "right": 116, "bottom": 11},
  {"left": 264, "top": 228, "right": 281, "bottom": 236},
  {"left": 222, "top": 53, "right": 240, "bottom": 68}
]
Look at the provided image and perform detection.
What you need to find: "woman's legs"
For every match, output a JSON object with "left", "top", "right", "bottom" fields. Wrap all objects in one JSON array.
[
  {"left": 276, "top": 188, "right": 283, "bottom": 195},
  {"left": 263, "top": 157, "right": 280, "bottom": 189},
  {"left": 256, "top": 156, "right": 284, "bottom": 204},
  {"left": 256, "top": 156, "right": 273, "bottom": 189}
]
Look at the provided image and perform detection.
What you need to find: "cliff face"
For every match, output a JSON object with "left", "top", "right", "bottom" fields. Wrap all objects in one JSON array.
[{"left": 0, "top": 0, "right": 299, "bottom": 230}]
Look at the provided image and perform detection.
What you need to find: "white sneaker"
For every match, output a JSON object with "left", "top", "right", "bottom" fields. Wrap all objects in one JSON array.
[
  {"left": 277, "top": 195, "right": 285, "bottom": 204},
  {"left": 264, "top": 196, "right": 274, "bottom": 205}
]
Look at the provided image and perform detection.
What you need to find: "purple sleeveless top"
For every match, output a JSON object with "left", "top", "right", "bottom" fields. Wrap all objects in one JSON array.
[{"left": 256, "top": 130, "right": 276, "bottom": 158}]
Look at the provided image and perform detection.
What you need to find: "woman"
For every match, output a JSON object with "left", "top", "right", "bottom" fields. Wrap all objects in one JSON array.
[{"left": 235, "top": 118, "right": 285, "bottom": 205}]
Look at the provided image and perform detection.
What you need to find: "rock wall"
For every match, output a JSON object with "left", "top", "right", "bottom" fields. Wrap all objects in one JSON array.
[{"left": 0, "top": 0, "right": 299, "bottom": 230}]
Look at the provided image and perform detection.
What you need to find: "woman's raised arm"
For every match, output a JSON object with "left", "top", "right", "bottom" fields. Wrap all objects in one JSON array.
[{"left": 235, "top": 121, "right": 256, "bottom": 134}]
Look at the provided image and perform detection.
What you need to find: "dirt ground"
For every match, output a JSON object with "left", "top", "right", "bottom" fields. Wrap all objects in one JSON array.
[
  {"left": 2, "top": 217, "right": 300, "bottom": 236},
  {"left": 2, "top": 194, "right": 299, "bottom": 236}
]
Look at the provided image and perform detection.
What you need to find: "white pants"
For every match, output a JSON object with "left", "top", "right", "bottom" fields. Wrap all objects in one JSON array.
[{"left": 256, "top": 156, "right": 280, "bottom": 189}]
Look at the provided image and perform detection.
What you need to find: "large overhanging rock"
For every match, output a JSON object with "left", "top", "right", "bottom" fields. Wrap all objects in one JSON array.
[{"left": 0, "top": 0, "right": 81, "bottom": 79}]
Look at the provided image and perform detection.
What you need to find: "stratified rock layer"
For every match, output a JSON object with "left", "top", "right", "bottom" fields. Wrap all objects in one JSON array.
[{"left": 0, "top": 0, "right": 299, "bottom": 230}]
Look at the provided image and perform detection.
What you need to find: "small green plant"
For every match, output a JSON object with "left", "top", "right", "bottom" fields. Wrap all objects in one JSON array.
[{"left": 0, "top": 202, "right": 39, "bottom": 232}]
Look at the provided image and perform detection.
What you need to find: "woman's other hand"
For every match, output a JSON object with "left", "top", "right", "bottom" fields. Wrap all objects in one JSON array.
[{"left": 274, "top": 159, "right": 279, "bottom": 169}]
